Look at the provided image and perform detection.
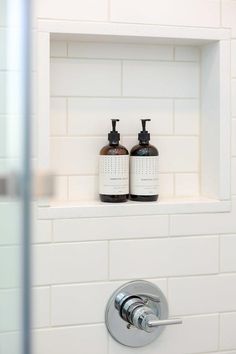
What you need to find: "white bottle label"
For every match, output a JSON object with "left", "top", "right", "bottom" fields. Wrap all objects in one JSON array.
[
  {"left": 130, "top": 156, "right": 159, "bottom": 196},
  {"left": 99, "top": 155, "right": 129, "bottom": 195}
]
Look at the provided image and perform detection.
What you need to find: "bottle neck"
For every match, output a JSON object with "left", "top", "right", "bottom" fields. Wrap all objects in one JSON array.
[
  {"left": 139, "top": 140, "right": 149, "bottom": 145},
  {"left": 109, "top": 141, "right": 119, "bottom": 147}
]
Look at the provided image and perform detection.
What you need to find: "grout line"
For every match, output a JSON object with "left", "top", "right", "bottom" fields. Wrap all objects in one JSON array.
[
  {"left": 220, "top": 0, "right": 223, "bottom": 28},
  {"left": 31, "top": 272, "right": 236, "bottom": 289},
  {"left": 173, "top": 173, "right": 176, "bottom": 197},
  {"left": 38, "top": 17, "right": 232, "bottom": 29},
  {"left": 49, "top": 285, "right": 52, "bottom": 326},
  {"left": 31, "top": 233, "right": 236, "bottom": 246},
  {"left": 167, "top": 214, "right": 171, "bottom": 236},
  {"left": 50, "top": 95, "right": 199, "bottom": 99},
  {"left": 107, "top": 0, "right": 111, "bottom": 22},
  {"left": 50, "top": 134, "right": 200, "bottom": 138},
  {"left": 30, "top": 312, "right": 236, "bottom": 332},
  {"left": 66, "top": 176, "right": 69, "bottom": 201},
  {"left": 66, "top": 97, "right": 69, "bottom": 135},
  {"left": 31, "top": 234, "right": 222, "bottom": 245},
  {"left": 218, "top": 235, "right": 221, "bottom": 274},
  {"left": 198, "top": 46, "right": 202, "bottom": 197},
  {"left": 218, "top": 311, "right": 221, "bottom": 351},
  {"left": 173, "top": 46, "right": 176, "bottom": 61},
  {"left": 50, "top": 220, "right": 53, "bottom": 242},
  {"left": 46, "top": 171, "right": 199, "bottom": 178},
  {"left": 173, "top": 99, "right": 176, "bottom": 134},
  {"left": 51, "top": 56, "right": 199, "bottom": 63}
]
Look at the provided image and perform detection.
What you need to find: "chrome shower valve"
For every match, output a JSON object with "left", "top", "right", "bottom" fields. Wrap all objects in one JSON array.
[{"left": 105, "top": 280, "right": 183, "bottom": 347}]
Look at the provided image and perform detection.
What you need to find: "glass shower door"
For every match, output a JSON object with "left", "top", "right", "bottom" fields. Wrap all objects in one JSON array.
[{"left": 0, "top": 0, "right": 32, "bottom": 353}]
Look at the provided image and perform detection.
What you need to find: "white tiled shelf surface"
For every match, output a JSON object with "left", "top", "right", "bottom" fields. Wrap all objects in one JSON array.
[{"left": 50, "top": 40, "right": 201, "bottom": 204}]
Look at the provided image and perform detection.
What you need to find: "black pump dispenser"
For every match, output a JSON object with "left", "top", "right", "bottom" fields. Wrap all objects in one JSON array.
[
  {"left": 130, "top": 118, "right": 159, "bottom": 202},
  {"left": 138, "top": 119, "right": 151, "bottom": 143},
  {"left": 108, "top": 119, "right": 120, "bottom": 145},
  {"left": 99, "top": 119, "right": 129, "bottom": 203}
]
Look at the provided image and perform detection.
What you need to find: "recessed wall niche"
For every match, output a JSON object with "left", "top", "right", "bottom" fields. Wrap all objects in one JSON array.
[{"left": 37, "top": 22, "right": 231, "bottom": 216}]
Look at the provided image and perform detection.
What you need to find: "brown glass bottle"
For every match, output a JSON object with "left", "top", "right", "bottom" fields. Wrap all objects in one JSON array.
[
  {"left": 99, "top": 119, "right": 129, "bottom": 203},
  {"left": 130, "top": 119, "right": 159, "bottom": 202}
]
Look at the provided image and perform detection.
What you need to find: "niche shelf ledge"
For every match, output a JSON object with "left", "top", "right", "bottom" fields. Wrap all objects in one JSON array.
[{"left": 38, "top": 198, "right": 231, "bottom": 219}]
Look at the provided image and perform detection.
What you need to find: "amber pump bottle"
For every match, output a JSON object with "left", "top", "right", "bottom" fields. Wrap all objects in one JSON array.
[
  {"left": 99, "top": 119, "right": 129, "bottom": 203},
  {"left": 130, "top": 119, "right": 159, "bottom": 202}
]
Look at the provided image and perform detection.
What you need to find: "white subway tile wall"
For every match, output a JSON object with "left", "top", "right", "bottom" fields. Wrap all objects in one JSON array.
[
  {"left": 50, "top": 41, "right": 200, "bottom": 201},
  {"left": 31, "top": 1, "right": 236, "bottom": 354}
]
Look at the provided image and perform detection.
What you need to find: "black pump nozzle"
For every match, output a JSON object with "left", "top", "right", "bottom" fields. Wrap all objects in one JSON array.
[
  {"left": 141, "top": 119, "right": 151, "bottom": 132},
  {"left": 112, "top": 119, "right": 119, "bottom": 132},
  {"left": 139, "top": 119, "right": 151, "bottom": 143},
  {"left": 108, "top": 119, "right": 120, "bottom": 145}
]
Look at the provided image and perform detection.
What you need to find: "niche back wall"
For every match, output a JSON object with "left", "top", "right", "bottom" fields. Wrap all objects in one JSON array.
[{"left": 50, "top": 40, "right": 200, "bottom": 201}]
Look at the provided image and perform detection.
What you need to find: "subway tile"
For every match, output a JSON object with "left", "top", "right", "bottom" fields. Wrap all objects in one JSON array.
[
  {"left": 220, "top": 235, "right": 236, "bottom": 272},
  {"left": 232, "top": 119, "right": 236, "bottom": 156},
  {"left": 220, "top": 312, "right": 236, "bottom": 350},
  {"left": 38, "top": 0, "right": 108, "bottom": 21},
  {"left": 174, "top": 46, "right": 200, "bottom": 62},
  {"left": 0, "top": 0, "right": 6, "bottom": 26},
  {"left": 33, "top": 324, "right": 108, "bottom": 354},
  {"left": 109, "top": 314, "right": 218, "bottom": 354},
  {"left": 32, "top": 220, "right": 52, "bottom": 244},
  {"left": 53, "top": 176, "right": 68, "bottom": 201},
  {"left": 68, "top": 173, "right": 173, "bottom": 202},
  {"left": 168, "top": 274, "right": 236, "bottom": 316},
  {"left": 53, "top": 215, "right": 169, "bottom": 242},
  {"left": 0, "top": 289, "right": 19, "bottom": 332},
  {"left": 222, "top": 0, "right": 236, "bottom": 37},
  {"left": 175, "top": 173, "right": 199, "bottom": 197},
  {"left": 0, "top": 115, "right": 22, "bottom": 159},
  {"left": 159, "top": 173, "right": 174, "bottom": 197},
  {"left": 123, "top": 61, "right": 199, "bottom": 98},
  {"left": 232, "top": 40, "right": 236, "bottom": 78},
  {"left": 0, "top": 29, "right": 23, "bottom": 70},
  {"left": 51, "top": 282, "right": 118, "bottom": 326},
  {"left": 68, "top": 98, "right": 173, "bottom": 136},
  {"left": 0, "top": 246, "right": 19, "bottom": 288},
  {"left": 51, "top": 136, "right": 199, "bottom": 175},
  {"left": 33, "top": 242, "right": 108, "bottom": 285},
  {"left": 50, "top": 41, "right": 67, "bottom": 58},
  {"left": 50, "top": 98, "right": 67, "bottom": 136},
  {"left": 68, "top": 175, "right": 98, "bottom": 201},
  {"left": 109, "top": 236, "right": 218, "bottom": 279},
  {"left": 50, "top": 58, "right": 121, "bottom": 97},
  {"left": 51, "top": 137, "right": 103, "bottom": 175},
  {"left": 124, "top": 136, "right": 198, "bottom": 173},
  {"left": 0, "top": 72, "right": 23, "bottom": 115},
  {"left": 0, "top": 202, "right": 20, "bottom": 245},
  {"left": 32, "top": 287, "right": 50, "bottom": 329},
  {"left": 170, "top": 197, "right": 236, "bottom": 236},
  {"left": 0, "top": 332, "right": 20, "bottom": 354},
  {"left": 68, "top": 41, "right": 173, "bottom": 60},
  {"left": 174, "top": 99, "right": 199, "bottom": 135},
  {"left": 156, "top": 137, "right": 199, "bottom": 173},
  {"left": 110, "top": 0, "right": 220, "bottom": 27},
  {"left": 51, "top": 279, "right": 166, "bottom": 326}
]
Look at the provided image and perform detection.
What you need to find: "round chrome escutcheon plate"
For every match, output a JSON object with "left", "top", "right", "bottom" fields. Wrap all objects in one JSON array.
[{"left": 105, "top": 280, "right": 169, "bottom": 347}]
